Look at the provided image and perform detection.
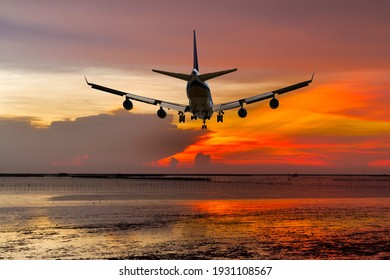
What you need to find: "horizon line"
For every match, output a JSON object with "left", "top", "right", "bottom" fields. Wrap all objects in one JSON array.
[{"left": 0, "top": 173, "right": 389, "bottom": 178}]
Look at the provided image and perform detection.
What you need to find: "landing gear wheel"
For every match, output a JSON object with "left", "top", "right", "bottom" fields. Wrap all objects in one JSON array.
[{"left": 202, "top": 118, "right": 207, "bottom": 129}]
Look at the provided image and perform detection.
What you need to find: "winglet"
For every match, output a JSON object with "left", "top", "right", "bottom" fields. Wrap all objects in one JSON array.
[
  {"left": 311, "top": 73, "right": 315, "bottom": 82},
  {"left": 84, "top": 75, "right": 90, "bottom": 85}
]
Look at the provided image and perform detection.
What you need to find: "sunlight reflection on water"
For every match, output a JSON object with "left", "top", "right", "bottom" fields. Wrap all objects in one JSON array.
[{"left": 0, "top": 176, "right": 389, "bottom": 259}]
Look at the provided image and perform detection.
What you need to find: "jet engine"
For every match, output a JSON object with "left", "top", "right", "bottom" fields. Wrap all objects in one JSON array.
[
  {"left": 269, "top": 98, "right": 279, "bottom": 109},
  {"left": 157, "top": 108, "right": 167, "bottom": 119},
  {"left": 238, "top": 107, "right": 247, "bottom": 118},
  {"left": 123, "top": 99, "right": 133, "bottom": 110}
]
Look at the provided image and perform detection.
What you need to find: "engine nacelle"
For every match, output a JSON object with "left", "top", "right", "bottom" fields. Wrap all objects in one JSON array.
[
  {"left": 157, "top": 108, "right": 167, "bottom": 119},
  {"left": 238, "top": 107, "right": 247, "bottom": 118},
  {"left": 269, "top": 98, "right": 279, "bottom": 109},
  {"left": 123, "top": 99, "right": 133, "bottom": 110}
]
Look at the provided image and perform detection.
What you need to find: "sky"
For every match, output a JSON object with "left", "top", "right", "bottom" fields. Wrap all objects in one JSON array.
[{"left": 0, "top": 0, "right": 389, "bottom": 174}]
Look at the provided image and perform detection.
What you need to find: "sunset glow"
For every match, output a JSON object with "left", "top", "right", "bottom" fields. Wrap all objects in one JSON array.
[
  {"left": 156, "top": 71, "right": 389, "bottom": 173},
  {"left": 0, "top": 1, "right": 389, "bottom": 173}
]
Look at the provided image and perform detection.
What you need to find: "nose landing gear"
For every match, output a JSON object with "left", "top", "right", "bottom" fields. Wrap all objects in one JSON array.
[
  {"left": 201, "top": 115, "right": 211, "bottom": 129},
  {"left": 202, "top": 119, "right": 207, "bottom": 129}
]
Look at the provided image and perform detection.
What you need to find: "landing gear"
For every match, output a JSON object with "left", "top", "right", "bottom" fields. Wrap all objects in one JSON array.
[
  {"left": 202, "top": 118, "right": 207, "bottom": 129},
  {"left": 178, "top": 112, "right": 185, "bottom": 123},
  {"left": 191, "top": 115, "right": 197, "bottom": 120},
  {"left": 201, "top": 115, "right": 210, "bottom": 129},
  {"left": 217, "top": 111, "right": 224, "bottom": 123}
]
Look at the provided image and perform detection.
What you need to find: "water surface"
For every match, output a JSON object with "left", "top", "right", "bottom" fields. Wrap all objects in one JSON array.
[{"left": 0, "top": 175, "right": 389, "bottom": 259}]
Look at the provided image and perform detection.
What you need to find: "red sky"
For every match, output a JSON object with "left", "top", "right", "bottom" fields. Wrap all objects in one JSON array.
[{"left": 0, "top": 1, "right": 389, "bottom": 174}]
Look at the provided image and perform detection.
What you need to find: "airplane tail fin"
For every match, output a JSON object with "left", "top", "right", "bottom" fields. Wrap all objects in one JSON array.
[
  {"left": 193, "top": 30, "right": 237, "bottom": 81},
  {"left": 151, "top": 31, "right": 198, "bottom": 82},
  {"left": 193, "top": 30, "right": 199, "bottom": 71}
]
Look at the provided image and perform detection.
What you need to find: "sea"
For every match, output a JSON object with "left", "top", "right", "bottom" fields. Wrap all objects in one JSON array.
[{"left": 0, "top": 175, "right": 389, "bottom": 260}]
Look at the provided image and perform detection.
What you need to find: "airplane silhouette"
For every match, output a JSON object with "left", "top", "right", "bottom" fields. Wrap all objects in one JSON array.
[{"left": 86, "top": 31, "right": 313, "bottom": 129}]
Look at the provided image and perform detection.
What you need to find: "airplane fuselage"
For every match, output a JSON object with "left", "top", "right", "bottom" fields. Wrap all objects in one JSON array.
[{"left": 186, "top": 70, "right": 214, "bottom": 120}]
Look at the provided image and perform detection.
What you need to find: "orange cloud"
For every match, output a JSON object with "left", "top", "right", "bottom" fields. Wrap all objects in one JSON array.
[
  {"left": 155, "top": 70, "right": 390, "bottom": 173},
  {"left": 368, "top": 160, "right": 390, "bottom": 167},
  {"left": 299, "top": 71, "right": 390, "bottom": 123}
]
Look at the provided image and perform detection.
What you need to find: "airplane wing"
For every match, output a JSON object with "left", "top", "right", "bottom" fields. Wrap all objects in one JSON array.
[
  {"left": 213, "top": 74, "right": 314, "bottom": 112},
  {"left": 85, "top": 77, "right": 189, "bottom": 112}
]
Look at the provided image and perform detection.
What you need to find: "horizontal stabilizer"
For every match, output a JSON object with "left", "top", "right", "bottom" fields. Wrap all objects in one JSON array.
[
  {"left": 152, "top": 69, "right": 191, "bottom": 81},
  {"left": 198, "top": 68, "right": 237, "bottom": 81}
]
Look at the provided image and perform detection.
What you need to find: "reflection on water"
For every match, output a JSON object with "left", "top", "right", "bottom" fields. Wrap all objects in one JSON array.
[{"left": 0, "top": 175, "right": 389, "bottom": 259}]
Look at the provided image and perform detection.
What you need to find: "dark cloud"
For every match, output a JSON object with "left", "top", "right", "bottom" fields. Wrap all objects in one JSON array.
[
  {"left": 0, "top": 112, "right": 203, "bottom": 173},
  {"left": 169, "top": 157, "right": 180, "bottom": 168},
  {"left": 195, "top": 153, "right": 211, "bottom": 169}
]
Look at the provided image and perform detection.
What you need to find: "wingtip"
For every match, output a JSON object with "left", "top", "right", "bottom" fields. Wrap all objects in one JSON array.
[
  {"left": 311, "top": 73, "right": 315, "bottom": 82},
  {"left": 84, "top": 75, "right": 90, "bottom": 85}
]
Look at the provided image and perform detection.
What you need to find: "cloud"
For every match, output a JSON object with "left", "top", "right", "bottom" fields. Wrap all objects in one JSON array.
[
  {"left": 160, "top": 112, "right": 390, "bottom": 174},
  {"left": 368, "top": 160, "right": 390, "bottom": 168},
  {"left": 169, "top": 157, "right": 179, "bottom": 168},
  {"left": 195, "top": 153, "right": 211, "bottom": 169},
  {"left": 1, "top": 1, "right": 389, "bottom": 74},
  {"left": 0, "top": 111, "right": 203, "bottom": 173}
]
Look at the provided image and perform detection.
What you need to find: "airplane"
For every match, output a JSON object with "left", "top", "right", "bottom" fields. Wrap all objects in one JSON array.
[{"left": 85, "top": 31, "right": 313, "bottom": 129}]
